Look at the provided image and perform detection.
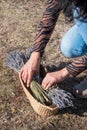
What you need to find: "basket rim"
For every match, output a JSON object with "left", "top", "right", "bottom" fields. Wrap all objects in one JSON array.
[{"left": 19, "top": 76, "right": 58, "bottom": 110}]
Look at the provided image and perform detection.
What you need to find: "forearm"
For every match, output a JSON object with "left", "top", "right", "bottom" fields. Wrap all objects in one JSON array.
[
  {"left": 66, "top": 53, "right": 87, "bottom": 77},
  {"left": 31, "top": 0, "right": 62, "bottom": 57}
]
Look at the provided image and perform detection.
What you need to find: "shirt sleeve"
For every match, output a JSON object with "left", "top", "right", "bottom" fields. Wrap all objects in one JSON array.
[
  {"left": 30, "top": 0, "right": 62, "bottom": 57},
  {"left": 66, "top": 53, "right": 87, "bottom": 77}
]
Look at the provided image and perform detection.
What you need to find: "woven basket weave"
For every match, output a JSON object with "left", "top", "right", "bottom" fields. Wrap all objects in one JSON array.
[{"left": 19, "top": 77, "right": 58, "bottom": 117}]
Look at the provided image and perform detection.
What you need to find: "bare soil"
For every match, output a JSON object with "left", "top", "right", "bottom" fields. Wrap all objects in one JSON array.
[{"left": 0, "top": 0, "right": 87, "bottom": 130}]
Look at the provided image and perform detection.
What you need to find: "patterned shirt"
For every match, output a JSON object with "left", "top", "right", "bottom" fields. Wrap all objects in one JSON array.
[{"left": 31, "top": 0, "right": 87, "bottom": 77}]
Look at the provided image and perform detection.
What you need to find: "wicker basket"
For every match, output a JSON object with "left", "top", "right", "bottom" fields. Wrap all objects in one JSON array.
[{"left": 19, "top": 77, "right": 58, "bottom": 117}]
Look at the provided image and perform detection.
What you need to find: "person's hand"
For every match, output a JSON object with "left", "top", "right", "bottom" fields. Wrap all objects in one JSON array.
[
  {"left": 19, "top": 52, "right": 40, "bottom": 87},
  {"left": 42, "top": 68, "right": 70, "bottom": 90}
]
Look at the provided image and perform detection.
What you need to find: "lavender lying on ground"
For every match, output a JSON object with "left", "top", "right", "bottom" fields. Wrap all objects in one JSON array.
[
  {"left": 48, "top": 88, "right": 74, "bottom": 109},
  {"left": 6, "top": 50, "right": 27, "bottom": 73}
]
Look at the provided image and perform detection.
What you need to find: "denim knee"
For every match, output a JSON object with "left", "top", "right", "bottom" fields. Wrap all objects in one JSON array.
[
  {"left": 60, "top": 38, "right": 87, "bottom": 58},
  {"left": 60, "top": 39, "right": 74, "bottom": 58},
  {"left": 60, "top": 24, "right": 87, "bottom": 58}
]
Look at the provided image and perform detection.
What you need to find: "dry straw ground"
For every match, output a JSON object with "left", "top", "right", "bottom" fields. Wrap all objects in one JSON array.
[{"left": 0, "top": 0, "right": 87, "bottom": 130}]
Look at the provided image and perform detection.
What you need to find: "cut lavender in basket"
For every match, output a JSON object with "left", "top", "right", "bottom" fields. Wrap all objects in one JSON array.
[{"left": 6, "top": 48, "right": 75, "bottom": 109}]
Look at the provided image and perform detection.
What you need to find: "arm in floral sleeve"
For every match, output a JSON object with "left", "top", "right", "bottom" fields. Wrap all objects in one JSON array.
[
  {"left": 31, "top": 0, "right": 63, "bottom": 57},
  {"left": 66, "top": 53, "right": 87, "bottom": 77}
]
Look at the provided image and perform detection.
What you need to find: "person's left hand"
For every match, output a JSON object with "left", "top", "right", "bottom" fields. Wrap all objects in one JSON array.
[{"left": 42, "top": 68, "right": 70, "bottom": 90}]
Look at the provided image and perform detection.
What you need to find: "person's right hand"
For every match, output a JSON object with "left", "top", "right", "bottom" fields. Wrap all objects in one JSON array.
[{"left": 19, "top": 52, "right": 40, "bottom": 87}]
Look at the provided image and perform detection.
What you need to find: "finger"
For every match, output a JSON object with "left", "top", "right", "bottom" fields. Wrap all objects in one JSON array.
[
  {"left": 42, "top": 83, "right": 48, "bottom": 89},
  {"left": 42, "top": 77, "right": 46, "bottom": 86},
  {"left": 42, "top": 79, "right": 46, "bottom": 88},
  {"left": 42, "top": 79, "right": 49, "bottom": 89},
  {"left": 20, "top": 70, "right": 28, "bottom": 84},
  {"left": 45, "top": 82, "right": 52, "bottom": 90},
  {"left": 27, "top": 71, "right": 34, "bottom": 87},
  {"left": 27, "top": 77, "right": 32, "bottom": 87},
  {"left": 23, "top": 73, "right": 28, "bottom": 85}
]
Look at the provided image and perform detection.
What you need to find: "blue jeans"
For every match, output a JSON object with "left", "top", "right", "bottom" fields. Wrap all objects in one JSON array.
[{"left": 60, "top": 9, "right": 87, "bottom": 58}]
